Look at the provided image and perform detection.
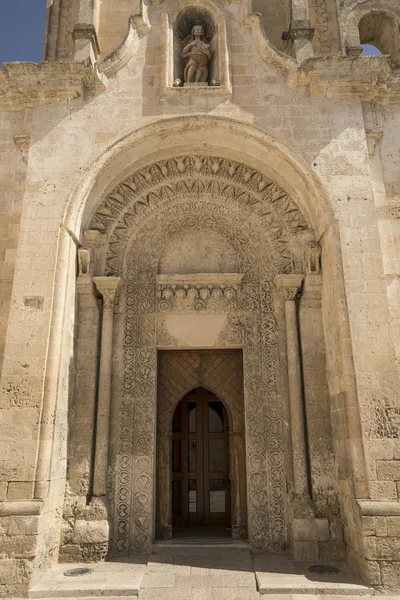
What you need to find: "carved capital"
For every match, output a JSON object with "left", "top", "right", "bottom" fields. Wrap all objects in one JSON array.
[
  {"left": 14, "top": 135, "right": 31, "bottom": 164},
  {"left": 93, "top": 277, "right": 122, "bottom": 310},
  {"left": 275, "top": 274, "right": 304, "bottom": 301},
  {"left": 13, "top": 135, "right": 31, "bottom": 151}
]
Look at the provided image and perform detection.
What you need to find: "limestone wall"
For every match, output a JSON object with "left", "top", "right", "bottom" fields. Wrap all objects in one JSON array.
[{"left": 0, "top": 0, "right": 400, "bottom": 595}]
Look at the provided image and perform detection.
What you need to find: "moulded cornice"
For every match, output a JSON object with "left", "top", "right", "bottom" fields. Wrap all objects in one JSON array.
[
  {"left": 297, "top": 55, "right": 400, "bottom": 103},
  {"left": 0, "top": 61, "right": 103, "bottom": 109}
]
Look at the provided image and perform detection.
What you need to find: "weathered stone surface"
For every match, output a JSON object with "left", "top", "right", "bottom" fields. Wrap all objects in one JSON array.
[
  {"left": 292, "top": 518, "right": 330, "bottom": 542},
  {"left": 381, "top": 561, "right": 400, "bottom": 590},
  {"left": 1, "top": 0, "right": 400, "bottom": 595},
  {"left": 73, "top": 519, "right": 110, "bottom": 544},
  {"left": 377, "top": 461, "right": 400, "bottom": 481}
]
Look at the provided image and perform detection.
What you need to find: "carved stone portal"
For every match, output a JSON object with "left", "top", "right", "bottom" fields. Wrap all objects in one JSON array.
[{"left": 85, "top": 153, "right": 325, "bottom": 557}]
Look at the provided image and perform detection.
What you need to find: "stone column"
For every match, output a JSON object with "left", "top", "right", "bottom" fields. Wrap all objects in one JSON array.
[
  {"left": 67, "top": 256, "right": 100, "bottom": 498},
  {"left": 92, "top": 276, "right": 122, "bottom": 498},
  {"left": 275, "top": 274, "right": 308, "bottom": 499}
]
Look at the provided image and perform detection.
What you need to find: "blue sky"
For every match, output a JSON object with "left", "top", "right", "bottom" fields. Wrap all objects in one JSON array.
[{"left": 0, "top": 0, "right": 47, "bottom": 66}]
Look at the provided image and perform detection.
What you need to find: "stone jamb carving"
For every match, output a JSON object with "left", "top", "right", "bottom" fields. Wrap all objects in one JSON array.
[{"left": 108, "top": 196, "right": 304, "bottom": 553}]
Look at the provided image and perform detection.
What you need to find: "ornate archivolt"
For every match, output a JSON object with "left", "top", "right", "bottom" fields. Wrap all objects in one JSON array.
[{"left": 89, "top": 154, "right": 314, "bottom": 277}]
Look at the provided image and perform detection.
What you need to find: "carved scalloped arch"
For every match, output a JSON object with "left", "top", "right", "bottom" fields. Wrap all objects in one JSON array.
[{"left": 90, "top": 154, "right": 314, "bottom": 275}]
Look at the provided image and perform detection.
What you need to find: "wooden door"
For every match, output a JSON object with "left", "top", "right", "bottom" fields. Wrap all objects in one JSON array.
[{"left": 172, "top": 387, "right": 231, "bottom": 527}]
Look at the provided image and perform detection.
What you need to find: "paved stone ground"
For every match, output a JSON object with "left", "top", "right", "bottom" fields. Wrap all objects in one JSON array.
[
  {"left": 139, "top": 546, "right": 259, "bottom": 600},
  {"left": 24, "top": 545, "right": 400, "bottom": 600}
]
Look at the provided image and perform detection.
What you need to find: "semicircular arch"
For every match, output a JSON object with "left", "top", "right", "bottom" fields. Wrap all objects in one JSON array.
[{"left": 63, "top": 116, "right": 335, "bottom": 243}]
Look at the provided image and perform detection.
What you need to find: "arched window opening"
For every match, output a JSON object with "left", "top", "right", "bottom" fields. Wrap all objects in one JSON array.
[
  {"left": 358, "top": 11, "right": 400, "bottom": 64},
  {"left": 361, "top": 43, "right": 382, "bottom": 56}
]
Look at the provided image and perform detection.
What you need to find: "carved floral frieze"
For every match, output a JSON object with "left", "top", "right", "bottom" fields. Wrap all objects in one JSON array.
[{"left": 156, "top": 273, "right": 244, "bottom": 311}]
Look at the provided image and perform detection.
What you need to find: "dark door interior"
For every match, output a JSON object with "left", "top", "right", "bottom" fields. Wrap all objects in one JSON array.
[{"left": 172, "top": 387, "right": 231, "bottom": 528}]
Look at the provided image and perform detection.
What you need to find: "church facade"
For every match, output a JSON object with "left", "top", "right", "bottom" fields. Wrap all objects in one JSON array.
[{"left": 0, "top": 0, "right": 400, "bottom": 595}]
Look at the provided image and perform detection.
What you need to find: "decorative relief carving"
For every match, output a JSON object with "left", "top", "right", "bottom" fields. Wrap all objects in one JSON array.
[
  {"left": 279, "top": 287, "right": 299, "bottom": 302},
  {"left": 99, "top": 156, "right": 316, "bottom": 554},
  {"left": 90, "top": 155, "right": 312, "bottom": 276},
  {"left": 157, "top": 273, "right": 244, "bottom": 311},
  {"left": 93, "top": 276, "right": 122, "bottom": 309},
  {"left": 275, "top": 274, "right": 304, "bottom": 303},
  {"left": 313, "top": 0, "right": 332, "bottom": 55},
  {"left": 112, "top": 203, "right": 289, "bottom": 552}
]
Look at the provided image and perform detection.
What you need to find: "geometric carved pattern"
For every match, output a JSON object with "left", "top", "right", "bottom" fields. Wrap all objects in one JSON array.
[
  {"left": 100, "top": 157, "right": 316, "bottom": 554},
  {"left": 158, "top": 350, "right": 244, "bottom": 435}
]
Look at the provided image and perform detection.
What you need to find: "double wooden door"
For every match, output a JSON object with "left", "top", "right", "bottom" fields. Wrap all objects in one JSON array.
[{"left": 172, "top": 387, "right": 231, "bottom": 527}]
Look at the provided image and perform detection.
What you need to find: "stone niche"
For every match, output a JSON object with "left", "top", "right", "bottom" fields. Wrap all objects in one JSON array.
[{"left": 162, "top": 2, "right": 231, "bottom": 94}]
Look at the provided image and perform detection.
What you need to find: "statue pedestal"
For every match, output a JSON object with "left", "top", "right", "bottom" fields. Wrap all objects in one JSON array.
[{"left": 184, "top": 82, "right": 209, "bottom": 87}]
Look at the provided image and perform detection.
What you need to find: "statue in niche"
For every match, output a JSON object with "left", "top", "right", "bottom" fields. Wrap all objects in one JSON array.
[
  {"left": 182, "top": 25, "right": 211, "bottom": 84},
  {"left": 305, "top": 241, "right": 321, "bottom": 274}
]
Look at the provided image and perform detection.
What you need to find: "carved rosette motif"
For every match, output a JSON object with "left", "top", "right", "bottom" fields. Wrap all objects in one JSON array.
[{"left": 90, "top": 155, "right": 316, "bottom": 553}]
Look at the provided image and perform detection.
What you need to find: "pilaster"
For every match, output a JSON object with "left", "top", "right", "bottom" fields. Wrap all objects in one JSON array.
[{"left": 92, "top": 276, "right": 122, "bottom": 498}]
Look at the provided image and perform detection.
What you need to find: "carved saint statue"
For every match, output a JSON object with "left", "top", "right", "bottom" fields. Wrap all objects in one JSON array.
[{"left": 182, "top": 25, "right": 211, "bottom": 84}]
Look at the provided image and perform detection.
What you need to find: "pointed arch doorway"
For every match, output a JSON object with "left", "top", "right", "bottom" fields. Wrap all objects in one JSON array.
[
  {"left": 172, "top": 387, "right": 231, "bottom": 529},
  {"left": 156, "top": 350, "right": 248, "bottom": 541}
]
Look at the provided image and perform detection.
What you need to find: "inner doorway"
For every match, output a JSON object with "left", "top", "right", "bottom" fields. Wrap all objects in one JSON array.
[{"left": 172, "top": 387, "right": 231, "bottom": 531}]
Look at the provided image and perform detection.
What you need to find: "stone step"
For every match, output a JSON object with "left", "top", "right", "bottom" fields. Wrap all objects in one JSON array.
[
  {"left": 29, "top": 587, "right": 140, "bottom": 599},
  {"left": 254, "top": 557, "right": 373, "bottom": 596},
  {"left": 28, "top": 562, "right": 146, "bottom": 599},
  {"left": 139, "top": 589, "right": 261, "bottom": 600}
]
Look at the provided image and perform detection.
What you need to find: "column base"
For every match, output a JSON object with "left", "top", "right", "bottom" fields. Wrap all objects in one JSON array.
[
  {"left": 291, "top": 516, "right": 330, "bottom": 561},
  {"left": 60, "top": 496, "right": 110, "bottom": 562}
]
